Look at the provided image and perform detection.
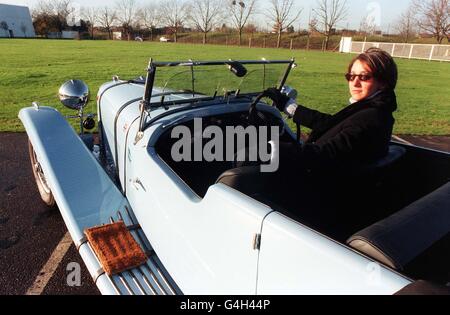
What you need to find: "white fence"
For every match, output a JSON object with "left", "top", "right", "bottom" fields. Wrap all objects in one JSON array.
[{"left": 340, "top": 37, "right": 450, "bottom": 62}]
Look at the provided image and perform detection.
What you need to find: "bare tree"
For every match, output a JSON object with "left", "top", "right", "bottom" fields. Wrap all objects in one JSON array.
[
  {"left": 160, "top": 0, "right": 189, "bottom": 43},
  {"left": 138, "top": 3, "right": 162, "bottom": 41},
  {"left": 116, "top": 0, "right": 137, "bottom": 40},
  {"left": 54, "top": 0, "right": 75, "bottom": 32},
  {"left": 395, "top": 6, "right": 417, "bottom": 43},
  {"left": 228, "top": 0, "right": 257, "bottom": 46},
  {"left": 311, "top": 0, "right": 348, "bottom": 50},
  {"left": 81, "top": 7, "right": 98, "bottom": 39},
  {"left": 33, "top": 0, "right": 75, "bottom": 33},
  {"left": 98, "top": 7, "right": 117, "bottom": 40},
  {"left": 413, "top": 0, "right": 449, "bottom": 44},
  {"left": 266, "top": 0, "right": 302, "bottom": 48},
  {"left": 188, "top": 0, "right": 223, "bottom": 44},
  {"left": 359, "top": 14, "right": 377, "bottom": 36},
  {"left": 32, "top": 0, "right": 54, "bottom": 16}
]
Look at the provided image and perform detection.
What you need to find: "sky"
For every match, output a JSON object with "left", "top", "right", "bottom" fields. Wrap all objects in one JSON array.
[{"left": 0, "top": 0, "right": 413, "bottom": 32}]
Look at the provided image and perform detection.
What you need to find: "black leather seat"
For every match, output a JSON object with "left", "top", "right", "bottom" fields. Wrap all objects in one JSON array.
[
  {"left": 348, "top": 144, "right": 406, "bottom": 177},
  {"left": 215, "top": 144, "right": 410, "bottom": 240},
  {"left": 215, "top": 165, "right": 273, "bottom": 196},
  {"left": 347, "top": 181, "right": 450, "bottom": 271},
  {"left": 216, "top": 145, "right": 406, "bottom": 193}
]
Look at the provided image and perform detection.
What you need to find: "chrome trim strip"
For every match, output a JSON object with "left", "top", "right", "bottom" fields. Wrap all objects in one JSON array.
[
  {"left": 161, "top": 115, "right": 188, "bottom": 129},
  {"left": 128, "top": 270, "right": 147, "bottom": 295},
  {"left": 75, "top": 237, "right": 88, "bottom": 251},
  {"left": 118, "top": 274, "right": 135, "bottom": 295},
  {"left": 147, "top": 256, "right": 176, "bottom": 295},
  {"left": 143, "top": 263, "right": 167, "bottom": 295},
  {"left": 123, "top": 115, "right": 141, "bottom": 196},
  {"left": 93, "top": 268, "right": 106, "bottom": 283},
  {"left": 114, "top": 97, "right": 142, "bottom": 183},
  {"left": 137, "top": 268, "right": 157, "bottom": 295}
]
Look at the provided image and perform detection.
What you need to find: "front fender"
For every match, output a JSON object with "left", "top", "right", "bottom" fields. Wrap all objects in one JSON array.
[{"left": 18, "top": 106, "right": 129, "bottom": 246}]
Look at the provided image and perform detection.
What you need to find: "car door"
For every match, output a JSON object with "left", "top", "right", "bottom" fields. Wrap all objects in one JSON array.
[
  {"left": 124, "top": 126, "right": 273, "bottom": 294},
  {"left": 256, "top": 211, "right": 411, "bottom": 294}
]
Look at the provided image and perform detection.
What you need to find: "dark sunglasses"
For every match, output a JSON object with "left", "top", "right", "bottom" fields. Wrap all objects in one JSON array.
[{"left": 345, "top": 73, "right": 373, "bottom": 82}]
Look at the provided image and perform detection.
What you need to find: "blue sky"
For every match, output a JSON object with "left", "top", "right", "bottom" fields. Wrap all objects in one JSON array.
[{"left": 1, "top": 0, "right": 412, "bottom": 31}]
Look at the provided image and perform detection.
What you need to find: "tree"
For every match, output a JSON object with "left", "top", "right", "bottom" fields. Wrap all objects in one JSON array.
[
  {"left": 32, "top": 12, "right": 62, "bottom": 36},
  {"left": 54, "top": 0, "right": 74, "bottom": 32},
  {"left": 81, "top": 7, "right": 98, "bottom": 39},
  {"left": 359, "top": 13, "right": 377, "bottom": 36},
  {"left": 160, "top": 0, "right": 189, "bottom": 43},
  {"left": 311, "top": 0, "right": 348, "bottom": 50},
  {"left": 395, "top": 6, "right": 417, "bottom": 43},
  {"left": 32, "top": 0, "right": 74, "bottom": 34},
  {"left": 138, "top": 3, "right": 162, "bottom": 41},
  {"left": 413, "top": 0, "right": 449, "bottom": 44},
  {"left": 228, "top": 0, "right": 257, "bottom": 46},
  {"left": 188, "top": 0, "right": 223, "bottom": 44},
  {"left": 98, "top": 6, "right": 117, "bottom": 40},
  {"left": 266, "top": 0, "right": 302, "bottom": 48},
  {"left": 116, "top": 0, "right": 137, "bottom": 40}
]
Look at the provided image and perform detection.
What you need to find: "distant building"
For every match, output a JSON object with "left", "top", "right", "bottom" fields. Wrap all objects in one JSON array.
[
  {"left": 47, "top": 31, "right": 79, "bottom": 39},
  {"left": 113, "top": 32, "right": 122, "bottom": 40},
  {"left": 0, "top": 3, "right": 35, "bottom": 38}
]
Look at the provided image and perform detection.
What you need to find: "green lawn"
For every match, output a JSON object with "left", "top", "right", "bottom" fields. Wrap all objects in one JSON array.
[{"left": 1, "top": 39, "right": 449, "bottom": 134}]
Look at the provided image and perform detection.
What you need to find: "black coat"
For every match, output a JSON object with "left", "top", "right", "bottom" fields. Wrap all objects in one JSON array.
[{"left": 291, "top": 90, "right": 397, "bottom": 171}]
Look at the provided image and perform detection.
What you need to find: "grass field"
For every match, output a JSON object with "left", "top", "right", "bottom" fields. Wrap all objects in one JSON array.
[{"left": 0, "top": 39, "right": 449, "bottom": 134}]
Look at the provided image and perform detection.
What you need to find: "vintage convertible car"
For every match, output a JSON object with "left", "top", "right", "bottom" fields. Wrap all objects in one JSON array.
[{"left": 19, "top": 59, "right": 450, "bottom": 295}]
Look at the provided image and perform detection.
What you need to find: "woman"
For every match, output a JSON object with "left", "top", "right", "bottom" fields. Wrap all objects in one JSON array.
[
  {"left": 272, "top": 47, "right": 399, "bottom": 173},
  {"left": 262, "top": 48, "right": 399, "bottom": 234}
]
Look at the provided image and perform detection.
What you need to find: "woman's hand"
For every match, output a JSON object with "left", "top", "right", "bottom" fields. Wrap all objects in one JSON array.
[{"left": 264, "top": 88, "right": 298, "bottom": 117}]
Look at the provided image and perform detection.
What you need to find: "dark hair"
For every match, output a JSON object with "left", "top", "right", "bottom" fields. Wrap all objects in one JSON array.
[{"left": 348, "top": 47, "right": 398, "bottom": 90}]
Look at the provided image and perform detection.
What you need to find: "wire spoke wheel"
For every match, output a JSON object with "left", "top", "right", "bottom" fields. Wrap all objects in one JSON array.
[{"left": 28, "top": 139, "right": 55, "bottom": 206}]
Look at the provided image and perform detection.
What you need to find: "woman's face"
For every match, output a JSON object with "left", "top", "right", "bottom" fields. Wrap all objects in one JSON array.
[{"left": 348, "top": 59, "right": 381, "bottom": 102}]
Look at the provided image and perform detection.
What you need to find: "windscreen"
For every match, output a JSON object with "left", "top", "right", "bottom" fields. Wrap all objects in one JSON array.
[{"left": 150, "top": 61, "right": 291, "bottom": 105}]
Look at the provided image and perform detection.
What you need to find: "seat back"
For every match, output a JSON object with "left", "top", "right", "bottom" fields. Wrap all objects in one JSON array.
[
  {"left": 350, "top": 145, "right": 406, "bottom": 177},
  {"left": 215, "top": 165, "right": 267, "bottom": 195},
  {"left": 347, "top": 181, "right": 450, "bottom": 270}
]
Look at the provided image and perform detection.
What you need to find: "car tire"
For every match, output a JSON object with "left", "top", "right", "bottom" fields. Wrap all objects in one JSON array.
[{"left": 28, "top": 139, "right": 56, "bottom": 207}]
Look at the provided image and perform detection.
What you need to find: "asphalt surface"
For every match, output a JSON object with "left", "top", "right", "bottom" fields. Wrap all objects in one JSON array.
[
  {"left": 0, "top": 132, "right": 448, "bottom": 295},
  {"left": 0, "top": 133, "right": 99, "bottom": 295}
]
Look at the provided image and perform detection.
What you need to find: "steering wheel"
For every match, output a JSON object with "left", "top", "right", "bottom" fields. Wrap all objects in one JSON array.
[
  {"left": 249, "top": 88, "right": 302, "bottom": 143},
  {"left": 247, "top": 89, "right": 300, "bottom": 141},
  {"left": 247, "top": 89, "right": 286, "bottom": 135}
]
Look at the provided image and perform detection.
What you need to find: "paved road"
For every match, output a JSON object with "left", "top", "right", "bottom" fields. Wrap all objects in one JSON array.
[
  {"left": 0, "top": 132, "right": 448, "bottom": 295},
  {"left": 0, "top": 133, "right": 99, "bottom": 295}
]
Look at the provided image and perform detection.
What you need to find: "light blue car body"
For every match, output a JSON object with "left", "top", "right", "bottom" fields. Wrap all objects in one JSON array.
[{"left": 19, "top": 73, "right": 413, "bottom": 295}]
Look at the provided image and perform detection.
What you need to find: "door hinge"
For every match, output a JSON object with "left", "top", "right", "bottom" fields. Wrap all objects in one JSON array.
[{"left": 253, "top": 233, "right": 261, "bottom": 250}]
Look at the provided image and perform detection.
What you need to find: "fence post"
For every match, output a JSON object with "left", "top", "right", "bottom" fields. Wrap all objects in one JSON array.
[
  {"left": 429, "top": 45, "right": 435, "bottom": 61},
  {"left": 392, "top": 43, "right": 396, "bottom": 57},
  {"left": 290, "top": 39, "right": 293, "bottom": 50},
  {"left": 362, "top": 41, "right": 366, "bottom": 53},
  {"left": 409, "top": 44, "right": 414, "bottom": 59}
]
